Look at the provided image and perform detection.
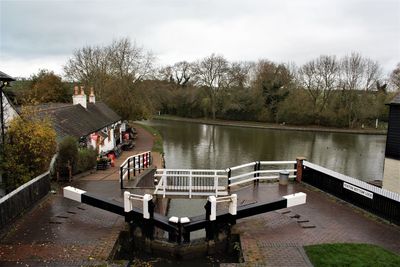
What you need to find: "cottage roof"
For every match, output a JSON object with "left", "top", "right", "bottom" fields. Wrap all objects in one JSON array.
[
  {"left": 35, "top": 102, "right": 121, "bottom": 139},
  {"left": 388, "top": 92, "right": 400, "bottom": 106}
]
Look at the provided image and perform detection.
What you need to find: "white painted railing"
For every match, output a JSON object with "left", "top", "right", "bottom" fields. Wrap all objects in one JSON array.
[
  {"left": 304, "top": 161, "right": 400, "bottom": 202},
  {"left": 153, "top": 160, "right": 298, "bottom": 197},
  {"left": 228, "top": 161, "right": 296, "bottom": 187},
  {"left": 154, "top": 169, "right": 228, "bottom": 198}
]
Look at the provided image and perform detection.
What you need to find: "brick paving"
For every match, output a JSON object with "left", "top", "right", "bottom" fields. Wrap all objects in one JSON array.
[
  {"left": 0, "top": 124, "right": 157, "bottom": 267},
  {"left": 232, "top": 182, "right": 400, "bottom": 266},
  {"left": 2, "top": 123, "right": 400, "bottom": 266}
]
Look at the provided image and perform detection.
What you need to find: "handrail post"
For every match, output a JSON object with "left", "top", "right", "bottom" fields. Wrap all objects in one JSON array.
[
  {"left": 205, "top": 196, "right": 216, "bottom": 241},
  {"left": 296, "top": 157, "right": 306, "bottom": 183},
  {"left": 189, "top": 171, "right": 192, "bottom": 198},
  {"left": 163, "top": 171, "right": 167, "bottom": 198},
  {"left": 127, "top": 159, "right": 131, "bottom": 181},
  {"left": 226, "top": 168, "right": 231, "bottom": 193},
  {"left": 120, "top": 166, "right": 124, "bottom": 189},
  {"left": 214, "top": 174, "right": 218, "bottom": 197},
  {"left": 133, "top": 156, "right": 136, "bottom": 176},
  {"left": 143, "top": 194, "right": 155, "bottom": 240}
]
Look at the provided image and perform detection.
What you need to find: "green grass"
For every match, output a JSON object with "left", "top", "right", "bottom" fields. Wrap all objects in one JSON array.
[
  {"left": 305, "top": 243, "right": 400, "bottom": 267},
  {"left": 134, "top": 122, "right": 164, "bottom": 153}
]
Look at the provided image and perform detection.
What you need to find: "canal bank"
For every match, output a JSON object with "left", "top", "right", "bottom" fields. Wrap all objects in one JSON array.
[{"left": 154, "top": 115, "right": 387, "bottom": 135}]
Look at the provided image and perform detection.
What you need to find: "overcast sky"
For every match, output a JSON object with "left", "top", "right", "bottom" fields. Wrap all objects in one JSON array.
[{"left": 1, "top": 0, "right": 399, "bottom": 78}]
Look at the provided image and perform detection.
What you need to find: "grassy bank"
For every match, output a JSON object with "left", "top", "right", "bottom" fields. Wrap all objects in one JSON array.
[
  {"left": 154, "top": 115, "right": 387, "bottom": 135},
  {"left": 134, "top": 122, "right": 164, "bottom": 153},
  {"left": 305, "top": 243, "right": 400, "bottom": 266}
]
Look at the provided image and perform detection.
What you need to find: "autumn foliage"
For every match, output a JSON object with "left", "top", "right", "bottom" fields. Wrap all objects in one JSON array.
[{"left": 2, "top": 109, "right": 57, "bottom": 192}]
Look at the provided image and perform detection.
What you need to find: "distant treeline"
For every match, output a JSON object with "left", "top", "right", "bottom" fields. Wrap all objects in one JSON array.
[{"left": 6, "top": 38, "right": 400, "bottom": 128}]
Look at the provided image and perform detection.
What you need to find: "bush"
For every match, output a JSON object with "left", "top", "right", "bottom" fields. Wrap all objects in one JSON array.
[
  {"left": 57, "top": 136, "right": 78, "bottom": 172},
  {"left": 2, "top": 111, "right": 57, "bottom": 192},
  {"left": 76, "top": 148, "right": 97, "bottom": 173}
]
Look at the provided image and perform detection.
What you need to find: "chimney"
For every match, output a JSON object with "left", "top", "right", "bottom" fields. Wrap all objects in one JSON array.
[
  {"left": 89, "top": 87, "right": 96, "bottom": 104},
  {"left": 72, "top": 85, "right": 87, "bottom": 108}
]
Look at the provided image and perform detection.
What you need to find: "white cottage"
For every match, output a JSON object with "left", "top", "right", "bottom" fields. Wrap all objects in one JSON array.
[{"left": 36, "top": 86, "right": 126, "bottom": 154}]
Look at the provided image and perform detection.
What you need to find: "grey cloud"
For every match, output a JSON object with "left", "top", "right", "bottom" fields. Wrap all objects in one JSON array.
[{"left": 0, "top": 0, "right": 399, "bottom": 76}]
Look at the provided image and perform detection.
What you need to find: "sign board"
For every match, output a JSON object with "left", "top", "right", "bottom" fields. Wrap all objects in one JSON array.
[{"left": 343, "top": 182, "right": 373, "bottom": 199}]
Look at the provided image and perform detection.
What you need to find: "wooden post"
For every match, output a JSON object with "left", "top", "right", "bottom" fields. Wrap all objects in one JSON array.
[
  {"left": 296, "top": 157, "right": 306, "bottom": 183},
  {"left": 127, "top": 159, "right": 130, "bottom": 180}
]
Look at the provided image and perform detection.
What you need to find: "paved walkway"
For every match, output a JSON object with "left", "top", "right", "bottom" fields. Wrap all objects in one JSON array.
[
  {"left": 0, "top": 124, "right": 157, "bottom": 267},
  {"left": 1, "top": 123, "right": 400, "bottom": 266},
  {"left": 231, "top": 182, "right": 400, "bottom": 266}
]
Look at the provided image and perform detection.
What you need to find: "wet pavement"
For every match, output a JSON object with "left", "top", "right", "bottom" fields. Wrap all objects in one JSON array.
[
  {"left": 231, "top": 182, "right": 400, "bottom": 266},
  {"left": 0, "top": 124, "right": 156, "bottom": 266},
  {"left": 1, "top": 123, "right": 400, "bottom": 266}
]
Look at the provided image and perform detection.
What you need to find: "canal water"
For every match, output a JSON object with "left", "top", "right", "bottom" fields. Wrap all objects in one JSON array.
[{"left": 142, "top": 119, "right": 386, "bottom": 221}]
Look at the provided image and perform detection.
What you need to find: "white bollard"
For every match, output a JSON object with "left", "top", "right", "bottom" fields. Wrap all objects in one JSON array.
[
  {"left": 124, "top": 191, "right": 132, "bottom": 213},
  {"left": 208, "top": 196, "right": 217, "bottom": 221},
  {"left": 229, "top": 194, "right": 237, "bottom": 215},
  {"left": 143, "top": 194, "right": 153, "bottom": 219}
]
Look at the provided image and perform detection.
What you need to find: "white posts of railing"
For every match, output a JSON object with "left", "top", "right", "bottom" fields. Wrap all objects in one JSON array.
[
  {"left": 143, "top": 194, "right": 153, "bottom": 219},
  {"left": 163, "top": 170, "right": 167, "bottom": 198},
  {"left": 189, "top": 171, "right": 193, "bottom": 198},
  {"left": 208, "top": 196, "right": 217, "bottom": 221},
  {"left": 124, "top": 192, "right": 153, "bottom": 219},
  {"left": 229, "top": 194, "right": 237, "bottom": 215},
  {"left": 214, "top": 172, "right": 218, "bottom": 197},
  {"left": 124, "top": 191, "right": 132, "bottom": 213}
]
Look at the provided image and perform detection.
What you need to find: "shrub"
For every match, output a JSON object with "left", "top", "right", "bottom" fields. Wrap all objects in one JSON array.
[
  {"left": 2, "top": 111, "right": 57, "bottom": 192},
  {"left": 76, "top": 148, "right": 97, "bottom": 173},
  {"left": 57, "top": 136, "right": 78, "bottom": 173}
]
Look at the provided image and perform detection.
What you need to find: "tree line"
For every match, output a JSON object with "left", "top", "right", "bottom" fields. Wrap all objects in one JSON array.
[{"left": 8, "top": 37, "right": 400, "bottom": 128}]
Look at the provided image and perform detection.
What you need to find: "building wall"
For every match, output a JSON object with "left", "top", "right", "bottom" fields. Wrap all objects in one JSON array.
[
  {"left": 99, "top": 128, "right": 115, "bottom": 153},
  {"left": 1, "top": 91, "right": 19, "bottom": 129},
  {"left": 385, "top": 106, "right": 400, "bottom": 160},
  {"left": 383, "top": 158, "right": 400, "bottom": 194}
]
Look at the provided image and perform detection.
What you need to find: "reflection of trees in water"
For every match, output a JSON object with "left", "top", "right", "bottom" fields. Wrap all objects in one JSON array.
[{"left": 146, "top": 120, "right": 385, "bottom": 181}]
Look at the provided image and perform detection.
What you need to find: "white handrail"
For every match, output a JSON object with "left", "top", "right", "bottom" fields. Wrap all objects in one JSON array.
[
  {"left": 259, "top": 161, "right": 296, "bottom": 165},
  {"left": 229, "top": 162, "right": 257, "bottom": 171},
  {"left": 153, "top": 168, "right": 228, "bottom": 198}
]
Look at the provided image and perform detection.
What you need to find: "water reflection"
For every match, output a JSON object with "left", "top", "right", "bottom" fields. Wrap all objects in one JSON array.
[{"left": 144, "top": 120, "right": 385, "bottom": 181}]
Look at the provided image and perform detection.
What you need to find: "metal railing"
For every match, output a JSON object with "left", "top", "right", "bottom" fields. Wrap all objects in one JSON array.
[
  {"left": 120, "top": 151, "right": 152, "bottom": 189},
  {"left": 227, "top": 161, "right": 297, "bottom": 187},
  {"left": 154, "top": 169, "right": 228, "bottom": 198},
  {"left": 153, "top": 160, "right": 297, "bottom": 197}
]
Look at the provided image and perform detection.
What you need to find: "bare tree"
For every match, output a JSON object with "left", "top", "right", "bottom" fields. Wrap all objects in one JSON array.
[
  {"left": 193, "top": 54, "right": 229, "bottom": 119},
  {"left": 227, "top": 61, "right": 253, "bottom": 88},
  {"left": 390, "top": 63, "right": 400, "bottom": 91},
  {"left": 107, "top": 38, "right": 155, "bottom": 83},
  {"left": 298, "top": 55, "right": 339, "bottom": 116}
]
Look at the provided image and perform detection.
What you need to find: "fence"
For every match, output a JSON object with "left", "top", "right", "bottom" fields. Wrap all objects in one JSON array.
[
  {"left": 302, "top": 160, "right": 400, "bottom": 225},
  {"left": 227, "top": 161, "right": 297, "bottom": 187},
  {"left": 120, "top": 151, "right": 152, "bottom": 189},
  {"left": 0, "top": 172, "right": 50, "bottom": 230},
  {"left": 154, "top": 169, "right": 228, "bottom": 198}
]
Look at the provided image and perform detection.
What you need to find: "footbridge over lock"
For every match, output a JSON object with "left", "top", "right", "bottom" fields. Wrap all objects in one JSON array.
[{"left": 64, "top": 159, "right": 307, "bottom": 245}]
